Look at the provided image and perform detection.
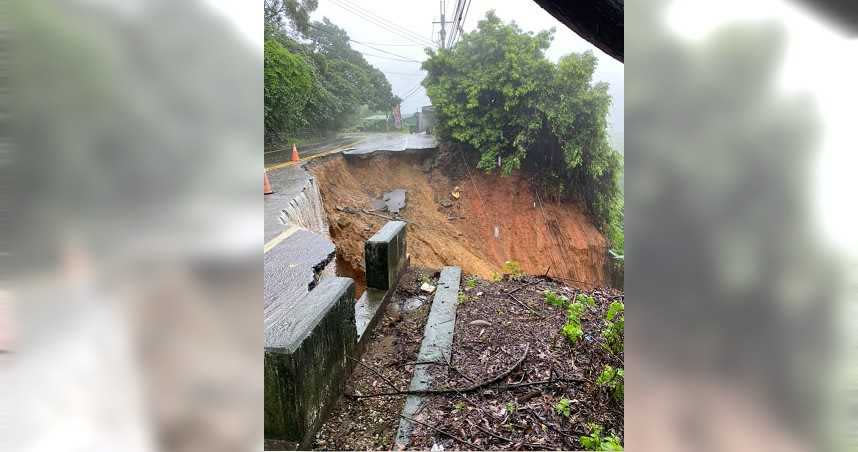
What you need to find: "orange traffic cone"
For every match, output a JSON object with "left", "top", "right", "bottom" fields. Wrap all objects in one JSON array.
[
  {"left": 264, "top": 172, "right": 273, "bottom": 195},
  {"left": 291, "top": 144, "right": 300, "bottom": 163}
]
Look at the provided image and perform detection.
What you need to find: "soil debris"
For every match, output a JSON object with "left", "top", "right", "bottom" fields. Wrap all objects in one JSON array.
[
  {"left": 313, "top": 270, "right": 623, "bottom": 450},
  {"left": 407, "top": 274, "right": 624, "bottom": 450},
  {"left": 308, "top": 153, "right": 609, "bottom": 290}
]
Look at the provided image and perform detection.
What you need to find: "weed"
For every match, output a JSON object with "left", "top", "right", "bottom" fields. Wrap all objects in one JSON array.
[
  {"left": 419, "top": 273, "right": 432, "bottom": 285},
  {"left": 576, "top": 293, "right": 596, "bottom": 307},
  {"left": 490, "top": 271, "right": 502, "bottom": 282},
  {"left": 501, "top": 260, "right": 524, "bottom": 277},
  {"left": 596, "top": 365, "right": 624, "bottom": 402},
  {"left": 504, "top": 401, "right": 517, "bottom": 414},
  {"left": 465, "top": 275, "right": 479, "bottom": 289},
  {"left": 580, "top": 423, "right": 623, "bottom": 451},
  {"left": 457, "top": 292, "right": 470, "bottom": 304},
  {"left": 562, "top": 322, "right": 583, "bottom": 343},
  {"left": 543, "top": 289, "right": 569, "bottom": 308},
  {"left": 601, "top": 301, "right": 624, "bottom": 354},
  {"left": 453, "top": 401, "right": 466, "bottom": 413},
  {"left": 553, "top": 398, "right": 572, "bottom": 417},
  {"left": 562, "top": 301, "right": 586, "bottom": 344}
]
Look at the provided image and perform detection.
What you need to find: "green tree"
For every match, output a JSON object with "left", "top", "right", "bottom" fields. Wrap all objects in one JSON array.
[
  {"left": 264, "top": 10, "right": 400, "bottom": 140},
  {"left": 264, "top": 0, "right": 318, "bottom": 36},
  {"left": 422, "top": 12, "right": 623, "bottom": 248},
  {"left": 264, "top": 38, "right": 314, "bottom": 143}
]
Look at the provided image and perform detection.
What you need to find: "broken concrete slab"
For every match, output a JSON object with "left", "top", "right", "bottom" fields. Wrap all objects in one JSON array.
[
  {"left": 365, "top": 221, "right": 407, "bottom": 291},
  {"left": 394, "top": 266, "right": 462, "bottom": 448},
  {"left": 383, "top": 189, "right": 406, "bottom": 214},
  {"left": 264, "top": 228, "right": 334, "bottom": 312},
  {"left": 264, "top": 277, "right": 357, "bottom": 449},
  {"left": 370, "top": 189, "right": 407, "bottom": 214}
]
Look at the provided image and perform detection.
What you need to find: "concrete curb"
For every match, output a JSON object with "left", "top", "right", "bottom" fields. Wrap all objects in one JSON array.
[{"left": 394, "top": 266, "right": 462, "bottom": 448}]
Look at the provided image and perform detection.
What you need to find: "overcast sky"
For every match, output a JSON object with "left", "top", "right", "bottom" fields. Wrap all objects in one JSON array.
[{"left": 308, "top": 0, "right": 625, "bottom": 147}]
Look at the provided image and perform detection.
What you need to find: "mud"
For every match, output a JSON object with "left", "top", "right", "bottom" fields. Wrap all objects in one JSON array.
[{"left": 308, "top": 151, "right": 608, "bottom": 289}]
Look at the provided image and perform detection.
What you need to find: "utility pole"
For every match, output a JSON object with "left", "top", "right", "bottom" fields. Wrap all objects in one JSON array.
[{"left": 432, "top": 0, "right": 452, "bottom": 49}]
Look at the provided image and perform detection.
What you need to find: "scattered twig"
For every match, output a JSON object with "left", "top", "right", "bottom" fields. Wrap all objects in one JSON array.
[
  {"left": 542, "top": 265, "right": 552, "bottom": 277},
  {"left": 345, "top": 355, "right": 402, "bottom": 394},
  {"left": 505, "top": 279, "right": 542, "bottom": 295},
  {"left": 360, "top": 208, "right": 399, "bottom": 222},
  {"left": 400, "top": 414, "right": 479, "bottom": 449},
  {"left": 346, "top": 377, "right": 583, "bottom": 399},
  {"left": 467, "top": 418, "right": 513, "bottom": 444},
  {"left": 346, "top": 344, "right": 531, "bottom": 398},
  {"left": 440, "top": 349, "right": 477, "bottom": 385},
  {"left": 506, "top": 292, "right": 544, "bottom": 317}
]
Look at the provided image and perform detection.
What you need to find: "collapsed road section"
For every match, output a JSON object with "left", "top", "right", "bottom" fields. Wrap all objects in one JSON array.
[
  {"left": 263, "top": 132, "right": 618, "bottom": 450},
  {"left": 308, "top": 143, "right": 611, "bottom": 292}
]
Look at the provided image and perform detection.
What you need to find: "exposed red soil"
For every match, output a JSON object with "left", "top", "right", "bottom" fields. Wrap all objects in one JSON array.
[{"left": 308, "top": 152, "right": 608, "bottom": 290}]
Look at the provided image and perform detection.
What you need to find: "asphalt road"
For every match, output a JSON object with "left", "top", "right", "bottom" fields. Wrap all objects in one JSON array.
[{"left": 263, "top": 131, "right": 439, "bottom": 309}]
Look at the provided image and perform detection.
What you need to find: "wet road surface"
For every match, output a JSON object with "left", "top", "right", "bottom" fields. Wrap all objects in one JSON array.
[
  {"left": 344, "top": 132, "right": 436, "bottom": 156},
  {"left": 264, "top": 132, "right": 438, "bottom": 311}
]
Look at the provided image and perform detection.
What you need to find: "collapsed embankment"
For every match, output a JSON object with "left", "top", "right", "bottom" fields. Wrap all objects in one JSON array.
[{"left": 306, "top": 147, "right": 609, "bottom": 290}]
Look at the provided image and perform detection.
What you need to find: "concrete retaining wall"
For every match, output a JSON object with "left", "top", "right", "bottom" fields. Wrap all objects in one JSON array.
[
  {"left": 365, "top": 221, "right": 407, "bottom": 291},
  {"left": 264, "top": 220, "right": 409, "bottom": 449},
  {"left": 264, "top": 277, "right": 357, "bottom": 448}
]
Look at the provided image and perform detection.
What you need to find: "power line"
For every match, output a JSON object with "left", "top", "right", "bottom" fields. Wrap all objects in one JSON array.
[
  {"left": 383, "top": 70, "right": 426, "bottom": 76},
  {"left": 305, "top": 23, "right": 424, "bottom": 63},
  {"left": 448, "top": 0, "right": 472, "bottom": 48},
  {"left": 329, "top": 0, "right": 426, "bottom": 46},
  {"left": 400, "top": 87, "right": 424, "bottom": 101},
  {"left": 336, "top": 0, "right": 435, "bottom": 46},
  {"left": 330, "top": 0, "right": 435, "bottom": 47},
  {"left": 358, "top": 50, "right": 421, "bottom": 63},
  {"left": 354, "top": 41, "right": 427, "bottom": 47},
  {"left": 398, "top": 82, "right": 423, "bottom": 99},
  {"left": 446, "top": 0, "right": 465, "bottom": 48},
  {"left": 455, "top": 0, "right": 473, "bottom": 46},
  {"left": 350, "top": 39, "right": 423, "bottom": 63}
]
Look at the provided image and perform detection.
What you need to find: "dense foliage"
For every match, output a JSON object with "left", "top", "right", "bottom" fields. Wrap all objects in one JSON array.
[
  {"left": 422, "top": 12, "right": 623, "bottom": 250},
  {"left": 264, "top": 1, "right": 399, "bottom": 143}
]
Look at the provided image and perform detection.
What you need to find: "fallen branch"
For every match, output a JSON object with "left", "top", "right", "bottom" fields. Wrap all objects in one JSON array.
[
  {"left": 506, "top": 292, "right": 544, "bottom": 317},
  {"left": 346, "top": 344, "right": 540, "bottom": 398},
  {"left": 345, "top": 376, "right": 584, "bottom": 399},
  {"left": 360, "top": 208, "right": 400, "bottom": 222},
  {"left": 400, "top": 414, "right": 479, "bottom": 449},
  {"left": 467, "top": 418, "right": 513, "bottom": 444},
  {"left": 345, "top": 355, "right": 402, "bottom": 394},
  {"left": 440, "top": 348, "right": 477, "bottom": 385},
  {"left": 505, "top": 279, "right": 542, "bottom": 295}
]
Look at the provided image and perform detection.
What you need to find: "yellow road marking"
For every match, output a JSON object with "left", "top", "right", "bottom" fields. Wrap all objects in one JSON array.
[
  {"left": 265, "top": 137, "right": 365, "bottom": 172},
  {"left": 264, "top": 224, "right": 301, "bottom": 254}
]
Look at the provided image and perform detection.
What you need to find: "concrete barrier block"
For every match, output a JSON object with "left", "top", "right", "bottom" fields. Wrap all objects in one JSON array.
[
  {"left": 395, "top": 266, "right": 462, "bottom": 447},
  {"left": 365, "top": 221, "right": 407, "bottom": 291},
  {"left": 264, "top": 277, "right": 357, "bottom": 448}
]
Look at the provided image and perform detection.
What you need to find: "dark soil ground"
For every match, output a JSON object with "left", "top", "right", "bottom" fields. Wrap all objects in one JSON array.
[
  {"left": 313, "top": 267, "right": 436, "bottom": 450},
  {"left": 313, "top": 269, "right": 624, "bottom": 450},
  {"left": 409, "top": 275, "right": 624, "bottom": 450}
]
